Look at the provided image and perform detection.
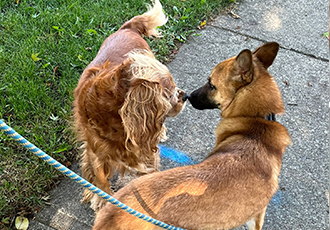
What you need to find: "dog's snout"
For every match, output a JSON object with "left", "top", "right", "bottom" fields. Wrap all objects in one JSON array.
[{"left": 182, "top": 93, "right": 189, "bottom": 102}]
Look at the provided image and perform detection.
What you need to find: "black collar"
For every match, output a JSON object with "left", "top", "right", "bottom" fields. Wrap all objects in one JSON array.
[{"left": 265, "top": 113, "right": 276, "bottom": 121}]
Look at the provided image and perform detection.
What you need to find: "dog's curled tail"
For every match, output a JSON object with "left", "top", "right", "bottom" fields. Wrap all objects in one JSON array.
[
  {"left": 143, "top": 0, "right": 167, "bottom": 37},
  {"left": 121, "top": 0, "right": 167, "bottom": 38}
]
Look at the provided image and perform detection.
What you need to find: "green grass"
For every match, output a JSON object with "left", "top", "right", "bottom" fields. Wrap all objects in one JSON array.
[{"left": 0, "top": 0, "right": 232, "bottom": 228}]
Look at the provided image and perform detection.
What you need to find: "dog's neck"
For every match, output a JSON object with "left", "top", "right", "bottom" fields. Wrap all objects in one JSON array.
[
  {"left": 221, "top": 73, "right": 285, "bottom": 119},
  {"left": 208, "top": 116, "right": 291, "bottom": 158}
]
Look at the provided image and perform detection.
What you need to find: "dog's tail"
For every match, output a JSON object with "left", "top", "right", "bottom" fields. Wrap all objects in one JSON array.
[
  {"left": 121, "top": 0, "right": 167, "bottom": 37},
  {"left": 143, "top": 0, "right": 167, "bottom": 37}
]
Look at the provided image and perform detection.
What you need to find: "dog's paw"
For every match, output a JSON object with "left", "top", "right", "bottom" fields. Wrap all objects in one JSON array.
[
  {"left": 90, "top": 194, "right": 109, "bottom": 212},
  {"left": 81, "top": 188, "right": 94, "bottom": 203}
]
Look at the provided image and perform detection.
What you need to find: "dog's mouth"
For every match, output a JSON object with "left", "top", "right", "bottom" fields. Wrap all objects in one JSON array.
[
  {"left": 168, "top": 88, "right": 187, "bottom": 103},
  {"left": 166, "top": 88, "right": 187, "bottom": 117}
]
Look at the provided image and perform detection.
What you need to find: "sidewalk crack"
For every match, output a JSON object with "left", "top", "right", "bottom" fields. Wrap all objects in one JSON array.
[{"left": 209, "top": 24, "right": 329, "bottom": 62}]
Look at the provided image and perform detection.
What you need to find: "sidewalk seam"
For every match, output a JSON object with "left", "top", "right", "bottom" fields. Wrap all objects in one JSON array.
[{"left": 209, "top": 24, "right": 329, "bottom": 62}]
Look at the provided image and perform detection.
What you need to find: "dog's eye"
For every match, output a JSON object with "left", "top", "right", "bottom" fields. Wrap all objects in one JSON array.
[{"left": 208, "top": 81, "right": 216, "bottom": 90}]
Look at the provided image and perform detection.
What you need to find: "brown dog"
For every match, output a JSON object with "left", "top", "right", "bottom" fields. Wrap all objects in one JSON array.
[
  {"left": 73, "top": 0, "right": 186, "bottom": 211},
  {"left": 92, "top": 42, "right": 291, "bottom": 230}
]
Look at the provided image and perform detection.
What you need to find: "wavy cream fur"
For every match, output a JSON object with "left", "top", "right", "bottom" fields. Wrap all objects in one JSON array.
[
  {"left": 144, "top": 0, "right": 168, "bottom": 37},
  {"left": 127, "top": 49, "right": 170, "bottom": 81}
]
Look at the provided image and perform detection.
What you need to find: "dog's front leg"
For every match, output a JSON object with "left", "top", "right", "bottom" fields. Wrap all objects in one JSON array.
[{"left": 90, "top": 159, "right": 113, "bottom": 212}]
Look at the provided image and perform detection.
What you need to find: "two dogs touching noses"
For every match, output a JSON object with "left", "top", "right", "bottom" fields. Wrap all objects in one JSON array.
[{"left": 73, "top": 0, "right": 291, "bottom": 230}]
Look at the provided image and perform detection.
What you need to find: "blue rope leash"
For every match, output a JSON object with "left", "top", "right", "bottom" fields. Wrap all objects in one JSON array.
[{"left": 0, "top": 120, "right": 185, "bottom": 230}]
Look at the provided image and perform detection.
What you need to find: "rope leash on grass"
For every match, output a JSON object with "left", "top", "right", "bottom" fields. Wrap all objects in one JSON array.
[{"left": 0, "top": 119, "right": 185, "bottom": 230}]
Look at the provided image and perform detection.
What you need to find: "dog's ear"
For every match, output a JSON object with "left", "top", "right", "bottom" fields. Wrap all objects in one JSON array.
[
  {"left": 253, "top": 42, "right": 279, "bottom": 69},
  {"left": 235, "top": 49, "right": 253, "bottom": 83},
  {"left": 119, "top": 78, "right": 171, "bottom": 158}
]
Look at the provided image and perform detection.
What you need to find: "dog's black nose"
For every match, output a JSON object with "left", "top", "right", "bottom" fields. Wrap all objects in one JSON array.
[{"left": 182, "top": 93, "right": 189, "bottom": 102}]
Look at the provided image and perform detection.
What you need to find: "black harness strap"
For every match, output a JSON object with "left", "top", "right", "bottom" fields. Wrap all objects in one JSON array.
[{"left": 265, "top": 113, "right": 276, "bottom": 121}]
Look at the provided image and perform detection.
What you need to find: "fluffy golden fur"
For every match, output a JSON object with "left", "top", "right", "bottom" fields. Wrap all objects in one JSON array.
[
  {"left": 73, "top": 0, "right": 185, "bottom": 211},
  {"left": 92, "top": 42, "right": 291, "bottom": 229}
]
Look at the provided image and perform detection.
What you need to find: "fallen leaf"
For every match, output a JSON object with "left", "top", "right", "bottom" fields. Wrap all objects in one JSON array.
[
  {"left": 86, "top": 29, "right": 98, "bottom": 35},
  {"left": 229, "top": 10, "right": 240, "bottom": 19},
  {"left": 31, "top": 52, "right": 41, "bottom": 62},
  {"left": 41, "top": 195, "right": 51, "bottom": 201},
  {"left": 78, "top": 54, "right": 83, "bottom": 61},
  {"left": 15, "top": 216, "right": 29, "bottom": 230},
  {"left": 65, "top": 161, "right": 72, "bottom": 167},
  {"left": 198, "top": 20, "right": 206, "bottom": 30},
  {"left": 53, "top": 66, "right": 59, "bottom": 75}
]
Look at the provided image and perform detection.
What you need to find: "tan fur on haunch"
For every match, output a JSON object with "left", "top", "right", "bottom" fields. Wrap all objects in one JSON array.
[
  {"left": 73, "top": 0, "right": 185, "bottom": 212},
  {"left": 93, "top": 42, "right": 291, "bottom": 230}
]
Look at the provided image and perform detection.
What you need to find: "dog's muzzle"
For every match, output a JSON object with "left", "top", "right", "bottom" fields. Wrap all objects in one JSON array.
[{"left": 186, "top": 86, "right": 219, "bottom": 110}]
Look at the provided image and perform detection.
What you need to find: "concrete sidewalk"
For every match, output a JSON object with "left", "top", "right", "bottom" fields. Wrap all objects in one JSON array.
[{"left": 29, "top": 0, "right": 329, "bottom": 229}]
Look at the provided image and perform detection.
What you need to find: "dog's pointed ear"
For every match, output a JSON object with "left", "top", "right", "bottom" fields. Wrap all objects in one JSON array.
[
  {"left": 119, "top": 78, "right": 171, "bottom": 158},
  {"left": 235, "top": 49, "right": 253, "bottom": 83},
  {"left": 253, "top": 42, "right": 279, "bottom": 69}
]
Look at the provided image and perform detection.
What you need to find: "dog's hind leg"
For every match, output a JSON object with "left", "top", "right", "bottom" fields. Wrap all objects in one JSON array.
[
  {"left": 254, "top": 207, "right": 267, "bottom": 230},
  {"left": 246, "top": 207, "right": 267, "bottom": 230}
]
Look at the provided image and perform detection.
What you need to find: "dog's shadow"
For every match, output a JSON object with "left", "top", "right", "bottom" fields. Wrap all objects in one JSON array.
[{"left": 110, "top": 173, "right": 138, "bottom": 193}]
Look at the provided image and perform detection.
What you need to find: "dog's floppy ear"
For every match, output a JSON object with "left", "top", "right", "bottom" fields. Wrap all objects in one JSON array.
[
  {"left": 253, "top": 42, "right": 279, "bottom": 69},
  {"left": 235, "top": 49, "right": 253, "bottom": 83},
  {"left": 119, "top": 77, "right": 171, "bottom": 158}
]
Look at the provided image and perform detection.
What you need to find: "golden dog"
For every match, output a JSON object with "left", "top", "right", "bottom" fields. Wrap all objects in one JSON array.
[
  {"left": 92, "top": 42, "right": 291, "bottom": 230},
  {"left": 73, "top": 0, "right": 186, "bottom": 211}
]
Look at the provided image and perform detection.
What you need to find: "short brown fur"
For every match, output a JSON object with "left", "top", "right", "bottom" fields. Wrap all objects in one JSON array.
[
  {"left": 93, "top": 42, "right": 291, "bottom": 229},
  {"left": 73, "top": 0, "right": 185, "bottom": 211}
]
